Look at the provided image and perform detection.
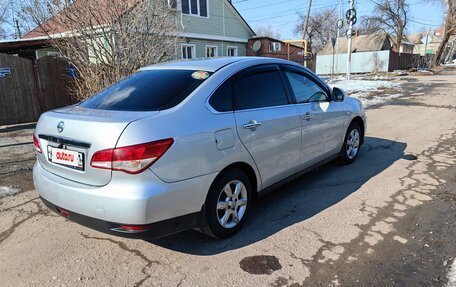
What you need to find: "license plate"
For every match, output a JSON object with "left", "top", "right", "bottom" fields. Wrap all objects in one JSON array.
[{"left": 48, "top": 146, "right": 84, "bottom": 171}]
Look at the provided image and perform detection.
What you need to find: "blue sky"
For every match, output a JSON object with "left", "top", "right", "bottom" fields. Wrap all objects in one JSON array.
[{"left": 233, "top": 0, "right": 445, "bottom": 40}]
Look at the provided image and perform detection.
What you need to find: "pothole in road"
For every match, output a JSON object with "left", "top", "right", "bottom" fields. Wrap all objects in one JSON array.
[
  {"left": 239, "top": 255, "right": 282, "bottom": 275},
  {"left": 402, "top": 154, "right": 418, "bottom": 161}
]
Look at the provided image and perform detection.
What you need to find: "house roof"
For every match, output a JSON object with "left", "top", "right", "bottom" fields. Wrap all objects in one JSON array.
[
  {"left": 0, "top": 37, "right": 51, "bottom": 52},
  {"left": 318, "top": 34, "right": 390, "bottom": 55},
  {"left": 249, "top": 36, "right": 305, "bottom": 50},
  {"left": 22, "top": 0, "right": 136, "bottom": 39}
]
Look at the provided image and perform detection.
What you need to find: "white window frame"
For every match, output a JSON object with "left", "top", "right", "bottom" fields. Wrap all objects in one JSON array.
[
  {"left": 181, "top": 0, "right": 209, "bottom": 18},
  {"left": 205, "top": 45, "right": 218, "bottom": 58},
  {"left": 227, "top": 46, "right": 238, "bottom": 57},
  {"left": 181, "top": 44, "right": 196, "bottom": 59},
  {"left": 47, "top": 51, "right": 61, "bottom": 57},
  {"left": 167, "top": 0, "right": 178, "bottom": 10},
  {"left": 269, "top": 42, "right": 282, "bottom": 52}
]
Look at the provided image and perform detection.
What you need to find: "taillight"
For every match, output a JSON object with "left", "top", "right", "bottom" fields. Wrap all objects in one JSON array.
[
  {"left": 90, "top": 138, "right": 174, "bottom": 174},
  {"left": 33, "top": 134, "right": 42, "bottom": 153}
]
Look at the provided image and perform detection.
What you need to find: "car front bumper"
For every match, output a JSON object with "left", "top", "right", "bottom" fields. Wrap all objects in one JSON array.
[{"left": 33, "top": 161, "right": 217, "bottom": 238}]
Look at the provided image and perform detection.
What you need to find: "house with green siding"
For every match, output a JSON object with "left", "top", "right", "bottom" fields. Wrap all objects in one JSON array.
[
  {"left": 0, "top": 0, "right": 255, "bottom": 61},
  {"left": 176, "top": 0, "right": 255, "bottom": 59}
]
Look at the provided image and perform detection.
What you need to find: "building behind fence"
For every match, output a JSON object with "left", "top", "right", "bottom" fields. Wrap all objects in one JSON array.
[
  {"left": 0, "top": 53, "right": 74, "bottom": 125},
  {"left": 316, "top": 34, "right": 423, "bottom": 75}
]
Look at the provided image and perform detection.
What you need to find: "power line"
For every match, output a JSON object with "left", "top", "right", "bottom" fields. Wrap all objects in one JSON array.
[{"left": 409, "top": 18, "right": 442, "bottom": 27}]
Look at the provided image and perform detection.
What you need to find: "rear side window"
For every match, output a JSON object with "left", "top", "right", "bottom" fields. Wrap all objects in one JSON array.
[
  {"left": 209, "top": 80, "right": 233, "bottom": 112},
  {"left": 79, "top": 70, "right": 211, "bottom": 111},
  {"left": 234, "top": 71, "right": 288, "bottom": 110}
]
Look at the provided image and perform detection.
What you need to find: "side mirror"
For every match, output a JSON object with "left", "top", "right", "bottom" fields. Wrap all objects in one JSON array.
[{"left": 332, "top": 87, "right": 345, "bottom": 102}]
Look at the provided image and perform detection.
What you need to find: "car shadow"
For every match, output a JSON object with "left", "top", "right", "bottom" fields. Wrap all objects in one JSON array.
[{"left": 148, "top": 136, "right": 408, "bottom": 255}]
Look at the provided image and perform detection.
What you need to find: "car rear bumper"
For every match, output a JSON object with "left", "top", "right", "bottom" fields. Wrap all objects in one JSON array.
[
  {"left": 40, "top": 196, "right": 201, "bottom": 239},
  {"left": 33, "top": 161, "right": 217, "bottom": 237}
]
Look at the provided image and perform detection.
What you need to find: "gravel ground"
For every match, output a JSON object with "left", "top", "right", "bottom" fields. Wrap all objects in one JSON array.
[{"left": 0, "top": 73, "right": 455, "bottom": 287}]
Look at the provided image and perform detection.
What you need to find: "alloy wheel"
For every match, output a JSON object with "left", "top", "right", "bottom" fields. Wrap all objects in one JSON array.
[
  {"left": 346, "top": 129, "right": 360, "bottom": 159},
  {"left": 216, "top": 180, "right": 248, "bottom": 229}
]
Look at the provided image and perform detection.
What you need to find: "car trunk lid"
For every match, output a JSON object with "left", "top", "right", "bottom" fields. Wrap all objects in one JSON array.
[{"left": 35, "top": 105, "right": 158, "bottom": 186}]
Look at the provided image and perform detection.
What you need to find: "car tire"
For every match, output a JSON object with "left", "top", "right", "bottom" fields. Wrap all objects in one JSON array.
[
  {"left": 339, "top": 121, "right": 361, "bottom": 164},
  {"left": 201, "top": 168, "right": 252, "bottom": 239}
]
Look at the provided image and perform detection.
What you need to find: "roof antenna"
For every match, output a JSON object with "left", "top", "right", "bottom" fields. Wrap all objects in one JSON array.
[{"left": 15, "top": 19, "right": 22, "bottom": 39}]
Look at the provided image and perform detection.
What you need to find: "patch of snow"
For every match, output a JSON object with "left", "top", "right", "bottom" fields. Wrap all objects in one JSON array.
[
  {"left": 0, "top": 186, "right": 22, "bottom": 198},
  {"left": 328, "top": 79, "right": 403, "bottom": 108},
  {"left": 360, "top": 94, "right": 403, "bottom": 108},
  {"left": 448, "top": 258, "right": 456, "bottom": 287},
  {"left": 393, "top": 235, "right": 408, "bottom": 244}
]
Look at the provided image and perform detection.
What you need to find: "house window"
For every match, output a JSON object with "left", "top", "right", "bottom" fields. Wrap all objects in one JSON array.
[
  {"left": 227, "top": 46, "right": 238, "bottom": 57},
  {"left": 47, "top": 51, "right": 61, "bottom": 57},
  {"left": 181, "top": 0, "right": 208, "bottom": 17},
  {"left": 168, "top": 0, "right": 177, "bottom": 9},
  {"left": 269, "top": 42, "right": 281, "bottom": 52},
  {"left": 206, "top": 45, "right": 218, "bottom": 58},
  {"left": 182, "top": 44, "right": 195, "bottom": 59}
]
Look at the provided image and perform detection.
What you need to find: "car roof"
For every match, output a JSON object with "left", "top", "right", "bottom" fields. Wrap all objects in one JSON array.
[{"left": 139, "top": 57, "right": 296, "bottom": 73}]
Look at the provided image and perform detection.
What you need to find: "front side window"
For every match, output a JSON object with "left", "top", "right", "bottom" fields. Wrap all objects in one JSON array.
[
  {"left": 182, "top": 0, "right": 208, "bottom": 17},
  {"left": 227, "top": 46, "right": 238, "bottom": 57},
  {"left": 182, "top": 44, "right": 195, "bottom": 59},
  {"left": 79, "top": 70, "right": 212, "bottom": 111},
  {"left": 206, "top": 46, "right": 217, "bottom": 58},
  {"left": 234, "top": 71, "right": 289, "bottom": 110},
  {"left": 285, "top": 72, "right": 328, "bottom": 103}
]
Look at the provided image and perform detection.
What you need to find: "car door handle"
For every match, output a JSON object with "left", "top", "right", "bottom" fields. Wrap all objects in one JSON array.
[
  {"left": 302, "top": 112, "right": 314, "bottom": 121},
  {"left": 243, "top": 120, "right": 262, "bottom": 130}
]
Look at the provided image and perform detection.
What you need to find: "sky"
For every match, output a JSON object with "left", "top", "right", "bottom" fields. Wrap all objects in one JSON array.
[{"left": 232, "top": 0, "right": 446, "bottom": 40}]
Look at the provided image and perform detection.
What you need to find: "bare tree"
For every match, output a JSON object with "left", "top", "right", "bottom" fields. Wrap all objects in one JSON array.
[
  {"left": 365, "top": 0, "right": 409, "bottom": 51},
  {"left": 434, "top": 0, "right": 456, "bottom": 65},
  {"left": 0, "top": 0, "right": 38, "bottom": 39},
  {"left": 23, "top": 0, "right": 180, "bottom": 100},
  {"left": 359, "top": 16, "right": 383, "bottom": 35},
  {"left": 408, "top": 27, "right": 432, "bottom": 44},
  {"left": 0, "top": 0, "right": 8, "bottom": 38},
  {"left": 369, "top": 52, "right": 386, "bottom": 72},
  {"left": 254, "top": 24, "right": 281, "bottom": 39},
  {"left": 295, "top": 8, "right": 338, "bottom": 52}
]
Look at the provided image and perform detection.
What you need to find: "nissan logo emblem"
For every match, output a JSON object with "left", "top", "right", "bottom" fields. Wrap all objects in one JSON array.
[{"left": 57, "top": 121, "right": 65, "bottom": 133}]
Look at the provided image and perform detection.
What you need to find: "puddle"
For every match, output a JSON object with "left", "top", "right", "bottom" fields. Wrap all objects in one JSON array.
[
  {"left": 239, "top": 255, "right": 282, "bottom": 275},
  {"left": 402, "top": 154, "right": 418, "bottom": 161}
]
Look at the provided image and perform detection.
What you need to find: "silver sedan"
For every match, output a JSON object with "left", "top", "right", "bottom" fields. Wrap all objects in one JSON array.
[{"left": 33, "top": 57, "right": 366, "bottom": 239}]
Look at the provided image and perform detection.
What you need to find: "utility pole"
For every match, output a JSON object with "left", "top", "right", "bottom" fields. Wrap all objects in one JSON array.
[
  {"left": 346, "top": 0, "right": 356, "bottom": 80},
  {"left": 302, "top": 0, "right": 313, "bottom": 67},
  {"left": 334, "top": 0, "right": 343, "bottom": 75}
]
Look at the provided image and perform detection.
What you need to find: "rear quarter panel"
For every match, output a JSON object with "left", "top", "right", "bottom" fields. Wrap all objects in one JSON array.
[{"left": 116, "top": 66, "right": 262, "bottom": 191}]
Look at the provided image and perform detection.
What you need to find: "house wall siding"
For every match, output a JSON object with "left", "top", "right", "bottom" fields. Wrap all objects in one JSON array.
[
  {"left": 181, "top": 0, "right": 253, "bottom": 40},
  {"left": 175, "top": 38, "right": 246, "bottom": 59}
]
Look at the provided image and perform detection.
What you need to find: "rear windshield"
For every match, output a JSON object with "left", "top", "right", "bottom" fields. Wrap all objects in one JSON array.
[{"left": 79, "top": 69, "right": 212, "bottom": 111}]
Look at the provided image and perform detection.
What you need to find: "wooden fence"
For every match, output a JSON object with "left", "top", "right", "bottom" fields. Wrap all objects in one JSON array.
[
  {"left": 0, "top": 53, "right": 74, "bottom": 125},
  {"left": 388, "top": 51, "right": 421, "bottom": 71}
]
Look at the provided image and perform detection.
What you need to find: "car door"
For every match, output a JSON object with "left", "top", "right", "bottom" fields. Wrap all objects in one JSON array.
[
  {"left": 281, "top": 65, "right": 346, "bottom": 167},
  {"left": 233, "top": 65, "right": 302, "bottom": 188}
]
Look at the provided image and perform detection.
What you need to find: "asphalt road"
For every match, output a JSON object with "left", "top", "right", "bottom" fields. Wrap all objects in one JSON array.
[{"left": 0, "top": 72, "right": 455, "bottom": 287}]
